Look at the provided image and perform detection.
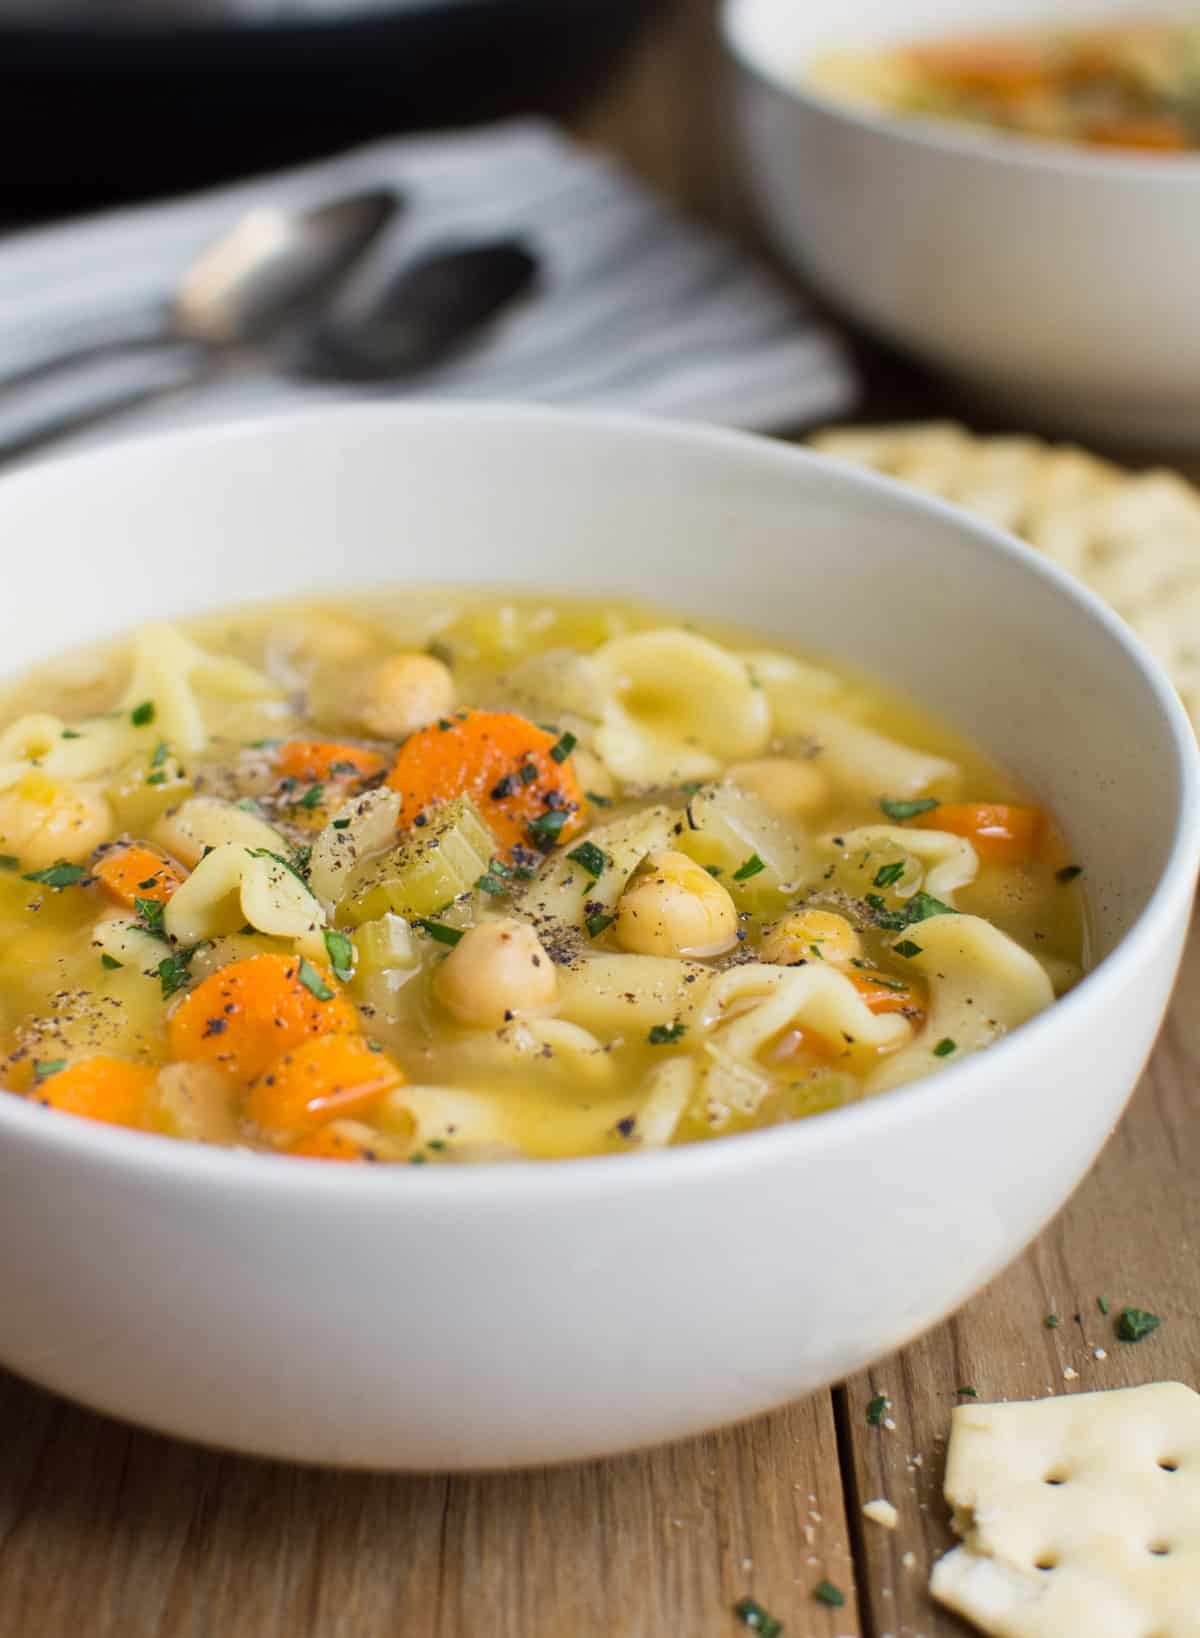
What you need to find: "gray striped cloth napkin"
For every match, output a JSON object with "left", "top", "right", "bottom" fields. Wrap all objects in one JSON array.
[{"left": 0, "top": 118, "right": 858, "bottom": 458}]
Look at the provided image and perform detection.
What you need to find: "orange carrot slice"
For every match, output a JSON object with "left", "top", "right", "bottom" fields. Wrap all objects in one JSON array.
[
  {"left": 93, "top": 842, "right": 187, "bottom": 908},
  {"left": 33, "top": 1056, "right": 157, "bottom": 1129},
  {"left": 385, "top": 709, "right": 585, "bottom": 856},
  {"left": 168, "top": 953, "right": 358, "bottom": 1083},
  {"left": 290, "top": 1124, "right": 381, "bottom": 1162},
  {"left": 246, "top": 1035, "right": 403, "bottom": 1141},
  {"left": 272, "top": 741, "right": 386, "bottom": 784},
  {"left": 928, "top": 803, "right": 1042, "bottom": 863},
  {"left": 908, "top": 39, "right": 1050, "bottom": 96}
]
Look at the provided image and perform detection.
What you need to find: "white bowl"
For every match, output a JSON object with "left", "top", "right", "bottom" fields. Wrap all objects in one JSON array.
[
  {"left": 723, "top": 0, "right": 1200, "bottom": 446},
  {"left": 0, "top": 404, "right": 1194, "bottom": 1470}
]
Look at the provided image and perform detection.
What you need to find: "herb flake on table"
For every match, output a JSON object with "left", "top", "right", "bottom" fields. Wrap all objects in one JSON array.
[
  {"left": 1045, "top": 1313, "right": 1060, "bottom": 1329},
  {"left": 956, "top": 1385, "right": 979, "bottom": 1398},
  {"left": 1097, "top": 1295, "right": 1110, "bottom": 1316},
  {"left": 813, "top": 1579, "right": 845, "bottom": 1609},
  {"left": 866, "top": 1393, "right": 889, "bottom": 1426},
  {"left": 880, "top": 796, "right": 939, "bottom": 821},
  {"left": 1116, "top": 1306, "right": 1160, "bottom": 1342},
  {"left": 733, "top": 1596, "right": 783, "bottom": 1636}
]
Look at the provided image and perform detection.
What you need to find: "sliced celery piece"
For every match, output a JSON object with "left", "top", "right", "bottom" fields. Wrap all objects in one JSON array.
[
  {"left": 340, "top": 796, "right": 494, "bottom": 926},
  {"left": 676, "top": 781, "right": 812, "bottom": 910}
]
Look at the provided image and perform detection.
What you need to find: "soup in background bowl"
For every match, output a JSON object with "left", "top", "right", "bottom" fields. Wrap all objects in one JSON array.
[{"left": 0, "top": 403, "right": 1192, "bottom": 1469}]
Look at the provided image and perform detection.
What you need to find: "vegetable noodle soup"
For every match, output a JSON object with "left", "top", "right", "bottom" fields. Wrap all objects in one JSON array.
[
  {"left": 811, "top": 18, "right": 1200, "bottom": 152},
  {"left": 0, "top": 595, "right": 1086, "bottom": 1163}
]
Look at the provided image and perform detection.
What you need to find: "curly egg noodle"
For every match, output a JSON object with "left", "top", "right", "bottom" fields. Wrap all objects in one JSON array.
[{"left": 0, "top": 595, "right": 1086, "bottom": 1164}]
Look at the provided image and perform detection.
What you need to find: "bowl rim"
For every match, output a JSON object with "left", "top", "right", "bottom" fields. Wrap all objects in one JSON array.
[
  {"left": 720, "top": 0, "right": 1200, "bottom": 183},
  {"left": 0, "top": 399, "right": 1195, "bottom": 1201}
]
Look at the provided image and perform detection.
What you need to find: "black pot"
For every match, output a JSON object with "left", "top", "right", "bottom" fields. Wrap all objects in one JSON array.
[{"left": 0, "top": 0, "right": 664, "bottom": 224}]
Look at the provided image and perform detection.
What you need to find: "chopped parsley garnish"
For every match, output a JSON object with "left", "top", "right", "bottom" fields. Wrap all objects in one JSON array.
[
  {"left": 133, "top": 896, "right": 166, "bottom": 935},
  {"left": 296, "top": 957, "right": 335, "bottom": 999},
  {"left": 894, "top": 939, "right": 923, "bottom": 958},
  {"left": 549, "top": 731, "right": 577, "bottom": 764},
  {"left": 0, "top": 855, "right": 17, "bottom": 871},
  {"left": 149, "top": 741, "right": 169, "bottom": 769},
  {"left": 1045, "top": 1313, "right": 1060, "bottom": 1329},
  {"left": 426, "top": 638, "right": 454, "bottom": 668},
  {"left": 33, "top": 1059, "right": 67, "bottom": 1081},
  {"left": 100, "top": 953, "right": 122, "bottom": 970},
  {"left": 323, "top": 929, "right": 354, "bottom": 983},
  {"left": 586, "top": 790, "right": 613, "bottom": 808},
  {"left": 293, "top": 783, "right": 324, "bottom": 810},
  {"left": 880, "top": 796, "right": 939, "bottom": 822},
  {"left": 413, "top": 918, "right": 464, "bottom": 947},
  {"left": 61, "top": 729, "right": 82, "bottom": 740},
  {"left": 130, "top": 700, "right": 156, "bottom": 727},
  {"left": 678, "top": 780, "right": 705, "bottom": 797},
  {"left": 585, "top": 911, "right": 615, "bottom": 939},
  {"left": 732, "top": 853, "right": 766, "bottom": 882},
  {"left": 1116, "top": 1307, "right": 1160, "bottom": 1343},
  {"left": 23, "top": 861, "right": 87, "bottom": 889},
  {"left": 518, "top": 762, "right": 538, "bottom": 787},
  {"left": 906, "top": 890, "right": 956, "bottom": 923},
  {"left": 146, "top": 772, "right": 168, "bottom": 787},
  {"left": 1098, "top": 1295, "right": 1110, "bottom": 1316},
  {"left": 869, "top": 974, "right": 908, "bottom": 993},
  {"left": 332, "top": 817, "right": 351, "bottom": 830},
  {"left": 157, "top": 949, "right": 199, "bottom": 999},
  {"left": 527, "top": 809, "right": 570, "bottom": 848},
  {"left": 933, "top": 1037, "right": 958, "bottom": 1057},
  {"left": 137, "top": 875, "right": 161, "bottom": 891},
  {"left": 866, "top": 1393, "right": 888, "bottom": 1426},
  {"left": 567, "top": 841, "right": 607, "bottom": 879},
  {"left": 647, "top": 1022, "right": 686, "bottom": 1045},
  {"left": 956, "top": 1386, "right": 980, "bottom": 1398},
  {"left": 436, "top": 718, "right": 453, "bottom": 731},
  {"left": 475, "top": 873, "right": 510, "bottom": 897},
  {"left": 705, "top": 864, "right": 723, "bottom": 877},
  {"left": 1056, "top": 864, "right": 1083, "bottom": 884},
  {"left": 873, "top": 860, "right": 906, "bottom": 889},
  {"left": 813, "top": 1580, "right": 845, "bottom": 1609},
  {"left": 732, "top": 1596, "right": 782, "bottom": 1636}
]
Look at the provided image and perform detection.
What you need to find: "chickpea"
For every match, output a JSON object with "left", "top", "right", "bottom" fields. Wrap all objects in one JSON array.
[
  {"left": 352, "top": 653, "right": 455, "bottom": 739},
  {"left": 761, "top": 908, "right": 861, "bottom": 968},
  {"left": 0, "top": 775, "right": 111, "bottom": 869},
  {"left": 726, "top": 758, "right": 828, "bottom": 817},
  {"left": 433, "top": 918, "right": 558, "bottom": 1030},
  {"left": 614, "top": 849, "right": 738, "bottom": 960}
]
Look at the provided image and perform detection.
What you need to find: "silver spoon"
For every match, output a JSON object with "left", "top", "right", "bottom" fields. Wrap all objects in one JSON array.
[
  {"left": 0, "top": 188, "right": 400, "bottom": 396},
  {"left": 0, "top": 237, "right": 540, "bottom": 466}
]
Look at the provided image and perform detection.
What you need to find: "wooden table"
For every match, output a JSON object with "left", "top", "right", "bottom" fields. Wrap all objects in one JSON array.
[{"left": 2, "top": 5, "right": 1196, "bottom": 1634}]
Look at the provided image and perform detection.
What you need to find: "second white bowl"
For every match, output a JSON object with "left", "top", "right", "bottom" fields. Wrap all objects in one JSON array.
[{"left": 724, "top": 0, "right": 1200, "bottom": 446}]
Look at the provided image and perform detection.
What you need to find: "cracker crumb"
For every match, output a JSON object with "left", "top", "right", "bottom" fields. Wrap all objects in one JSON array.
[
  {"left": 902, "top": 1551, "right": 917, "bottom": 1571},
  {"left": 809, "top": 1509, "right": 823, "bottom": 1523},
  {"left": 863, "top": 1498, "right": 899, "bottom": 1530},
  {"left": 1094, "top": 1348, "right": 1108, "bottom": 1360},
  {"left": 1064, "top": 1366, "right": 1080, "bottom": 1381},
  {"left": 883, "top": 1416, "right": 897, "bottom": 1431}
]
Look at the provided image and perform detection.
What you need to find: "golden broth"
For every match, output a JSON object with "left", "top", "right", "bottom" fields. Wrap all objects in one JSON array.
[{"left": 0, "top": 593, "right": 1086, "bottom": 1163}]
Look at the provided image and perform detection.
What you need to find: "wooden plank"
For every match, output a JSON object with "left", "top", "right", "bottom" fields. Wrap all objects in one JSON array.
[
  {"left": 840, "top": 910, "right": 1200, "bottom": 1638},
  {"left": 0, "top": 1371, "right": 857, "bottom": 1637}
]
